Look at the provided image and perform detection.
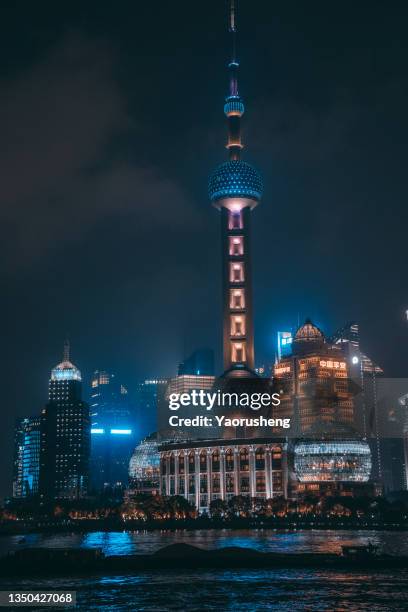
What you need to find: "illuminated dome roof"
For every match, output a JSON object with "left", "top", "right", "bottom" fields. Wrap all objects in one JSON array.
[
  {"left": 129, "top": 433, "right": 160, "bottom": 481},
  {"left": 294, "top": 319, "right": 324, "bottom": 343},
  {"left": 208, "top": 160, "right": 263, "bottom": 203}
]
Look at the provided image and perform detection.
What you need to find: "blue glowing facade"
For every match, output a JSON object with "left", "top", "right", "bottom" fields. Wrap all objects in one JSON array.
[
  {"left": 277, "top": 331, "right": 293, "bottom": 361},
  {"left": 224, "top": 95, "right": 245, "bottom": 117},
  {"left": 208, "top": 160, "right": 263, "bottom": 203},
  {"left": 13, "top": 417, "right": 41, "bottom": 498},
  {"left": 89, "top": 370, "right": 136, "bottom": 492}
]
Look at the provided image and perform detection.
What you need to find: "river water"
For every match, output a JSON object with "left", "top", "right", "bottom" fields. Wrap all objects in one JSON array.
[{"left": 0, "top": 530, "right": 407, "bottom": 610}]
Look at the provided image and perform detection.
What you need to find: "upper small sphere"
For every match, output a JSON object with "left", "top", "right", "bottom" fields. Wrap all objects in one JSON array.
[{"left": 208, "top": 160, "right": 263, "bottom": 203}]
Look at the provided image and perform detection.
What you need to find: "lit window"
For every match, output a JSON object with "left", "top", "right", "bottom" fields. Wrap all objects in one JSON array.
[
  {"left": 228, "top": 210, "right": 243, "bottom": 230},
  {"left": 230, "top": 315, "right": 245, "bottom": 337},
  {"left": 230, "top": 262, "right": 244, "bottom": 283},
  {"left": 230, "top": 289, "right": 245, "bottom": 309},
  {"left": 229, "top": 236, "right": 244, "bottom": 256},
  {"left": 231, "top": 341, "right": 246, "bottom": 363}
]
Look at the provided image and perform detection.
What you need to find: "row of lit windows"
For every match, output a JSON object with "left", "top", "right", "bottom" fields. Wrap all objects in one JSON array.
[
  {"left": 162, "top": 449, "right": 282, "bottom": 475},
  {"left": 164, "top": 472, "right": 282, "bottom": 496}
]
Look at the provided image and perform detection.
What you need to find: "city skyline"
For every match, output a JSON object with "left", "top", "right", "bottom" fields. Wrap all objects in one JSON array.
[{"left": 2, "top": 0, "right": 408, "bottom": 501}]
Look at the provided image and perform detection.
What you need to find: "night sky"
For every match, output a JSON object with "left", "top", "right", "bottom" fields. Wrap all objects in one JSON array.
[{"left": 1, "top": 0, "right": 408, "bottom": 500}]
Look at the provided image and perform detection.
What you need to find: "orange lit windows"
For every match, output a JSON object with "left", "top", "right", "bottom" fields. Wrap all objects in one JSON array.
[
  {"left": 231, "top": 341, "right": 246, "bottom": 363},
  {"left": 230, "top": 289, "right": 245, "bottom": 310},
  {"left": 230, "top": 262, "right": 244, "bottom": 283},
  {"left": 228, "top": 211, "right": 243, "bottom": 230},
  {"left": 229, "top": 236, "right": 244, "bottom": 256},
  {"left": 230, "top": 315, "right": 245, "bottom": 337}
]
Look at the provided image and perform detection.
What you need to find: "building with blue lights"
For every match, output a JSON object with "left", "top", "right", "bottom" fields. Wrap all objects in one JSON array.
[
  {"left": 39, "top": 341, "right": 90, "bottom": 500},
  {"left": 13, "top": 416, "right": 41, "bottom": 498},
  {"left": 277, "top": 331, "right": 293, "bottom": 361},
  {"left": 89, "top": 370, "right": 136, "bottom": 492}
]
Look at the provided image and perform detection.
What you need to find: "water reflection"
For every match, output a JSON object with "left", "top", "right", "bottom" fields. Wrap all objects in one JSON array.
[
  {"left": 1, "top": 529, "right": 408, "bottom": 558},
  {"left": 81, "top": 531, "right": 133, "bottom": 556}
]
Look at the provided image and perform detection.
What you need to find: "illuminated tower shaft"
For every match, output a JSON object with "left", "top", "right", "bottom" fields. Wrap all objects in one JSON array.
[
  {"left": 209, "top": 0, "right": 263, "bottom": 374},
  {"left": 220, "top": 202, "right": 255, "bottom": 371}
]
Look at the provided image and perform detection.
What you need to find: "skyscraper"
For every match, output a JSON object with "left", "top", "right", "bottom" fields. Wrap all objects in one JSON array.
[
  {"left": 135, "top": 379, "right": 168, "bottom": 439},
  {"left": 89, "top": 370, "right": 136, "bottom": 492},
  {"left": 39, "top": 341, "right": 90, "bottom": 500},
  {"left": 178, "top": 348, "right": 214, "bottom": 376},
  {"left": 208, "top": 0, "right": 263, "bottom": 376},
  {"left": 13, "top": 416, "right": 41, "bottom": 498},
  {"left": 331, "top": 321, "right": 385, "bottom": 487}
]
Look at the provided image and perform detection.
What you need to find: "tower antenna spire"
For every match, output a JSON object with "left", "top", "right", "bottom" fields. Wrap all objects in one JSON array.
[
  {"left": 63, "top": 336, "right": 70, "bottom": 362},
  {"left": 229, "top": 0, "right": 237, "bottom": 63},
  {"left": 225, "top": 0, "right": 244, "bottom": 160}
]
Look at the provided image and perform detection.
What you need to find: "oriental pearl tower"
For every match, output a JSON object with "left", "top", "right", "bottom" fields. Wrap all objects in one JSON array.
[{"left": 208, "top": 0, "right": 263, "bottom": 377}]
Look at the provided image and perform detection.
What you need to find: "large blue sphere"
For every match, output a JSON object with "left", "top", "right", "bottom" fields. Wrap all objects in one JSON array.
[{"left": 208, "top": 160, "right": 263, "bottom": 203}]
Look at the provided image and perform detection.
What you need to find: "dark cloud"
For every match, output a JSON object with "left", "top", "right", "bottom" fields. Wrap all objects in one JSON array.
[{"left": 0, "top": 33, "right": 200, "bottom": 267}]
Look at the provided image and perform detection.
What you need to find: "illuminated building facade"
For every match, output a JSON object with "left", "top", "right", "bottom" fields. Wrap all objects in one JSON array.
[
  {"left": 160, "top": 439, "right": 286, "bottom": 513},
  {"left": 274, "top": 320, "right": 372, "bottom": 496},
  {"left": 294, "top": 441, "right": 372, "bottom": 483},
  {"left": 89, "top": 370, "right": 136, "bottom": 492},
  {"left": 166, "top": 374, "right": 216, "bottom": 397},
  {"left": 275, "top": 320, "right": 355, "bottom": 433},
  {"left": 128, "top": 433, "right": 161, "bottom": 495},
  {"left": 39, "top": 342, "right": 90, "bottom": 500},
  {"left": 208, "top": 0, "right": 262, "bottom": 376},
  {"left": 13, "top": 416, "right": 41, "bottom": 498}
]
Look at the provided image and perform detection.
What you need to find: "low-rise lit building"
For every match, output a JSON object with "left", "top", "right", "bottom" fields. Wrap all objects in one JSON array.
[{"left": 160, "top": 438, "right": 287, "bottom": 514}]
